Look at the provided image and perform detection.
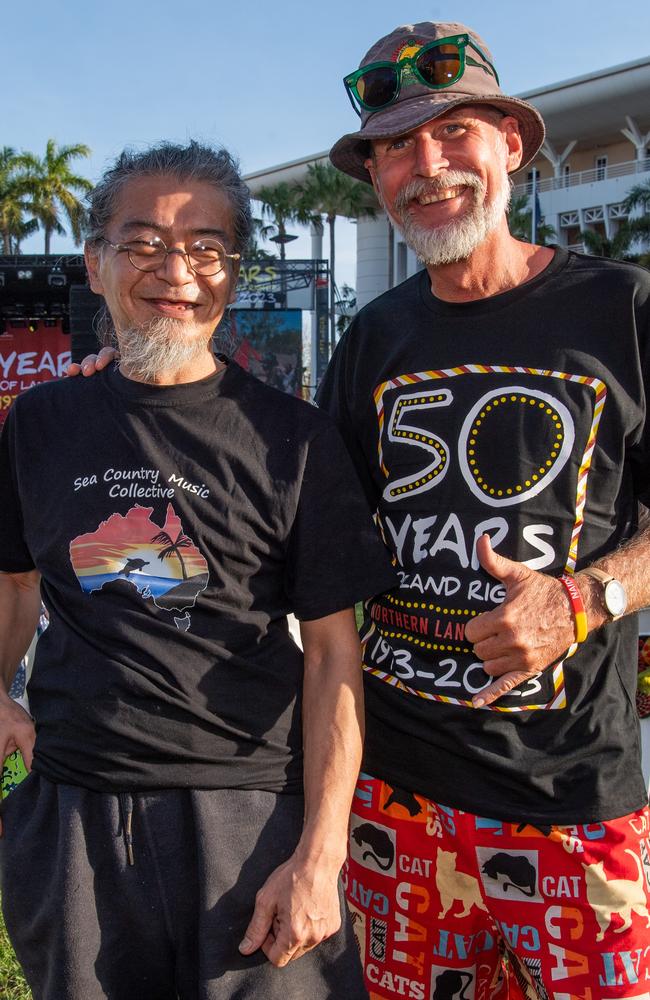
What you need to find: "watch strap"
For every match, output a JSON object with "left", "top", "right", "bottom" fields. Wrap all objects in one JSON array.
[
  {"left": 580, "top": 567, "right": 611, "bottom": 587},
  {"left": 580, "top": 567, "right": 626, "bottom": 620}
]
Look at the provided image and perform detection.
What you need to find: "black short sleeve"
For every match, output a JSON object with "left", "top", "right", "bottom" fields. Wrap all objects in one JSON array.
[
  {"left": 284, "top": 422, "right": 395, "bottom": 621},
  {"left": 0, "top": 405, "right": 35, "bottom": 572},
  {"left": 316, "top": 329, "right": 381, "bottom": 511}
]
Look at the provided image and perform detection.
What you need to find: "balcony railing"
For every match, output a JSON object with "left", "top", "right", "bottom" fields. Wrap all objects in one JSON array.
[{"left": 513, "top": 157, "right": 650, "bottom": 198}]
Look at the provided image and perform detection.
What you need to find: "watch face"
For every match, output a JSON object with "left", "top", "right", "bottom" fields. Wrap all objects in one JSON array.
[{"left": 604, "top": 579, "right": 627, "bottom": 617}]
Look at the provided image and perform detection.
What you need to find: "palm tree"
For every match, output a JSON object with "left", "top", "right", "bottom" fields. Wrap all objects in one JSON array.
[
  {"left": 246, "top": 215, "right": 279, "bottom": 261},
  {"left": 151, "top": 530, "right": 193, "bottom": 581},
  {"left": 297, "top": 163, "right": 377, "bottom": 352},
  {"left": 579, "top": 225, "right": 636, "bottom": 261},
  {"left": 8, "top": 216, "right": 39, "bottom": 254},
  {"left": 336, "top": 283, "right": 357, "bottom": 336},
  {"left": 622, "top": 181, "right": 650, "bottom": 257},
  {"left": 507, "top": 194, "right": 556, "bottom": 245},
  {"left": 256, "top": 182, "right": 304, "bottom": 261},
  {"left": 31, "top": 139, "right": 92, "bottom": 253},
  {"left": 624, "top": 180, "right": 650, "bottom": 215},
  {"left": 0, "top": 147, "right": 39, "bottom": 253}
]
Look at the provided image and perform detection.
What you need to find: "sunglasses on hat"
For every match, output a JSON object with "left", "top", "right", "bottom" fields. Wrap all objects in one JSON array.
[{"left": 344, "top": 33, "right": 500, "bottom": 116}]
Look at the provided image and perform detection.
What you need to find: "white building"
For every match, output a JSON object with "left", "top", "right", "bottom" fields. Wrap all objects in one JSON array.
[{"left": 245, "top": 56, "right": 650, "bottom": 310}]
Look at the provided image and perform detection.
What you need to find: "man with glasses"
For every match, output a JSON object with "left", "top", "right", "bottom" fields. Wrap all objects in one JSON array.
[
  {"left": 317, "top": 20, "right": 650, "bottom": 999},
  {"left": 0, "top": 141, "right": 395, "bottom": 999}
]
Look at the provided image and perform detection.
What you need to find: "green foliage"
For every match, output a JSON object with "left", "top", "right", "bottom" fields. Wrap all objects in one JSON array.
[
  {"left": 297, "top": 163, "right": 377, "bottom": 226},
  {"left": 579, "top": 224, "right": 638, "bottom": 261},
  {"left": 336, "top": 283, "right": 357, "bottom": 335},
  {"left": 256, "top": 182, "right": 307, "bottom": 260},
  {"left": 507, "top": 193, "right": 556, "bottom": 244},
  {"left": 0, "top": 147, "right": 39, "bottom": 254},
  {"left": 297, "top": 163, "right": 377, "bottom": 351},
  {"left": 31, "top": 139, "right": 92, "bottom": 253},
  {"left": 0, "top": 902, "right": 31, "bottom": 1000},
  {"left": 0, "top": 140, "right": 92, "bottom": 254},
  {"left": 624, "top": 180, "right": 650, "bottom": 215}
]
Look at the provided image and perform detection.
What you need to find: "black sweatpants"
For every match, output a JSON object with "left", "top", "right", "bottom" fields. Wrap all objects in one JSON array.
[{"left": 0, "top": 773, "right": 367, "bottom": 1000}]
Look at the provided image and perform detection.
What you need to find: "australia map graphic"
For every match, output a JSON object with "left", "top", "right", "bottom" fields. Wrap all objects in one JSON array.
[{"left": 69, "top": 503, "right": 209, "bottom": 626}]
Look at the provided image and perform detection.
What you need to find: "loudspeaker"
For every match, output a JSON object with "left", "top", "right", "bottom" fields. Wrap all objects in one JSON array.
[{"left": 68, "top": 285, "right": 104, "bottom": 362}]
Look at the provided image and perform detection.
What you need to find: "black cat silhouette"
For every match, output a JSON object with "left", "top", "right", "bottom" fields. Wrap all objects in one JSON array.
[
  {"left": 516, "top": 822, "right": 552, "bottom": 836},
  {"left": 384, "top": 785, "right": 422, "bottom": 816},
  {"left": 432, "top": 969, "right": 473, "bottom": 999},
  {"left": 482, "top": 852, "right": 536, "bottom": 896},
  {"left": 351, "top": 823, "right": 394, "bottom": 870}
]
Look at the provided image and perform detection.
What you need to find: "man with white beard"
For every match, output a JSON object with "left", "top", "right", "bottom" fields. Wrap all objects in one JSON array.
[
  {"left": 318, "top": 20, "right": 650, "bottom": 1000},
  {"left": 0, "top": 141, "right": 395, "bottom": 1000}
]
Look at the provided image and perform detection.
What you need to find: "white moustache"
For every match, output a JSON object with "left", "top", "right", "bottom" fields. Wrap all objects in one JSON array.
[{"left": 394, "top": 172, "right": 485, "bottom": 214}]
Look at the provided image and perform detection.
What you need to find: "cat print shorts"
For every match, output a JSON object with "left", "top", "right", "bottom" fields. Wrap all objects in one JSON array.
[{"left": 344, "top": 774, "right": 650, "bottom": 1000}]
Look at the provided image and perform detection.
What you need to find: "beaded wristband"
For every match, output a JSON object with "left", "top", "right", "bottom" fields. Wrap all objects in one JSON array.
[{"left": 559, "top": 574, "right": 588, "bottom": 644}]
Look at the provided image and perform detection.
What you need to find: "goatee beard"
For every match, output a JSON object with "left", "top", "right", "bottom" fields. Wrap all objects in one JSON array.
[
  {"left": 392, "top": 167, "right": 511, "bottom": 266},
  {"left": 117, "top": 317, "right": 212, "bottom": 383}
]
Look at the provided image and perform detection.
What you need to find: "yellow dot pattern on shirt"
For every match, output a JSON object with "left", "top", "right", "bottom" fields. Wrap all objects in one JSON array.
[
  {"left": 467, "top": 395, "right": 564, "bottom": 496},
  {"left": 386, "top": 593, "right": 478, "bottom": 617},
  {"left": 376, "top": 624, "right": 472, "bottom": 655},
  {"left": 388, "top": 393, "right": 448, "bottom": 498}
]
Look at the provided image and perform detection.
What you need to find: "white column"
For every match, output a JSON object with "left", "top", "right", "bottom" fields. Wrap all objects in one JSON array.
[
  {"left": 310, "top": 218, "right": 324, "bottom": 260},
  {"left": 356, "top": 214, "right": 391, "bottom": 308},
  {"left": 621, "top": 116, "right": 650, "bottom": 163},
  {"left": 541, "top": 139, "right": 577, "bottom": 179}
]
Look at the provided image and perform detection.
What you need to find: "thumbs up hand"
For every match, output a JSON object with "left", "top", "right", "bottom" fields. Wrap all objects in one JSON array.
[{"left": 464, "top": 534, "right": 577, "bottom": 708}]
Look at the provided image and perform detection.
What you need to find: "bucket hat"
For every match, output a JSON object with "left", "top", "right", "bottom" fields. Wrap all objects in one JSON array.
[{"left": 330, "top": 21, "right": 545, "bottom": 183}]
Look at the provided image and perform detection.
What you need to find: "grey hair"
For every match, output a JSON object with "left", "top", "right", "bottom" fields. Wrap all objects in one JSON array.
[{"left": 85, "top": 140, "right": 252, "bottom": 254}]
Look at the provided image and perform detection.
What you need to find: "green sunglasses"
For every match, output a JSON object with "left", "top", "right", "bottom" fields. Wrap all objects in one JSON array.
[{"left": 344, "top": 34, "right": 500, "bottom": 116}]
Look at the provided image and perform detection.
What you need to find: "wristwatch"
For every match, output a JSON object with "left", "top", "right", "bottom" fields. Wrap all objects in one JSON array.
[{"left": 580, "top": 567, "right": 628, "bottom": 620}]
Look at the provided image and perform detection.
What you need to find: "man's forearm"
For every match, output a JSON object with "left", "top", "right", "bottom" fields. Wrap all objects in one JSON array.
[
  {"left": 238, "top": 608, "right": 364, "bottom": 965},
  {"left": 577, "top": 520, "right": 650, "bottom": 631},
  {"left": 297, "top": 609, "right": 364, "bottom": 869},
  {"left": 0, "top": 570, "right": 41, "bottom": 695}
]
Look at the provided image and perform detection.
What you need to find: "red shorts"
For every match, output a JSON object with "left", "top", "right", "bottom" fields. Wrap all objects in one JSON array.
[{"left": 345, "top": 773, "right": 650, "bottom": 999}]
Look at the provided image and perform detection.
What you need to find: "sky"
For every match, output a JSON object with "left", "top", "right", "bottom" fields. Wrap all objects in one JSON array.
[{"left": 5, "top": 0, "right": 650, "bottom": 288}]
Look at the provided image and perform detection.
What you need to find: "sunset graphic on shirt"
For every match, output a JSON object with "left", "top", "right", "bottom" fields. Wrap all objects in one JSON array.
[{"left": 69, "top": 503, "right": 209, "bottom": 614}]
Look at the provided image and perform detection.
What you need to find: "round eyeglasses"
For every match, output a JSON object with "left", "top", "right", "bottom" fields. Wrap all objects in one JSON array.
[{"left": 98, "top": 236, "right": 240, "bottom": 276}]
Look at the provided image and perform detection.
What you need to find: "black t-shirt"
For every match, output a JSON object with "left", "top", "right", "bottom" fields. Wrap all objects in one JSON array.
[
  {"left": 0, "top": 360, "right": 396, "bottom": 793},
  {"left": 317, "top": 248, "right": 650, "bottom": 824}
]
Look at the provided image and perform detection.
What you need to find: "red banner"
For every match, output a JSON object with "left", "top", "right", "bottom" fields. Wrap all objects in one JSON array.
[{"left": 0, "top": 321, "right": 71, "bottom": 427}]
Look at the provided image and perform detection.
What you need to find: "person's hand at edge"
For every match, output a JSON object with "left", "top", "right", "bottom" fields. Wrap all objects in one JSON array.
[{"left": 66, "top": 346, "right": 118, "bottom": 377}]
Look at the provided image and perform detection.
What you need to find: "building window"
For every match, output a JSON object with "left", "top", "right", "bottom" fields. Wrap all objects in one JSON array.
[
  {"left": 584, "top": 206, "right": 604, "bottom": 224},
  {"left": 595, "top": 155, "right": 607, "bottom": 181}
]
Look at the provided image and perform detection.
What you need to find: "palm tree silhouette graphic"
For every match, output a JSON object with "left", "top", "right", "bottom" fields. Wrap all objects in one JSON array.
[{"left": 151, "top": 529, "right": 192, "bottom": 581}]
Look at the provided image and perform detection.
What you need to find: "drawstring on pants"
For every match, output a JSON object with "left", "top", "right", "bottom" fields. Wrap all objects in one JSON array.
[{"left": 118, "top": 792, "right": 135, "bottom": 866}]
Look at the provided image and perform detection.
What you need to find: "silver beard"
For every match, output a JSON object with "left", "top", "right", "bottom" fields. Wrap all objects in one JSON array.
[
  {"left": 116, "top": 317, "right": 212, "bottom": 383},
  {"left": 391, "top": 166, "right": 511, "bottom": 266}
]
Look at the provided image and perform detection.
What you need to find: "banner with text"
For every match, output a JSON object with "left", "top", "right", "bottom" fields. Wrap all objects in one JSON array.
[{"left": 0, "top": 321, "right": 71, "bottom": 427}]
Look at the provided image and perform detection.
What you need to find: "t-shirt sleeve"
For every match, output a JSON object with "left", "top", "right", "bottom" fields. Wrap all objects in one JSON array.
[
  {"left": 0, "top": 405, "right": 35, "bottom": 572},
  {"left": 316, "top": 327, "right": 380, "bottom": 511},
  {"left": 627, "top": 280, "right": 650, "bottom": 506},
  {"left": 285, "top": 421, "right": 396, "bottom": 621}
]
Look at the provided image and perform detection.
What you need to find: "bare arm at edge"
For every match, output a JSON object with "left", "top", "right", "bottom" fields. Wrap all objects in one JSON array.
[
  {"left": 239, "top": 606, "right": 363, "bottom": 967},
  {"left": 0, "top": 569, "right": 41, "bottom": 772}
]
